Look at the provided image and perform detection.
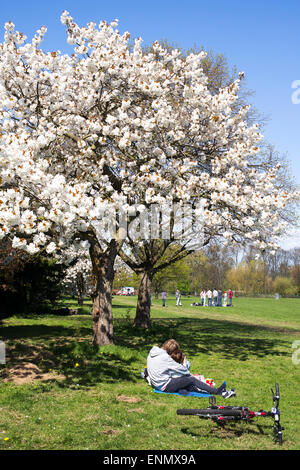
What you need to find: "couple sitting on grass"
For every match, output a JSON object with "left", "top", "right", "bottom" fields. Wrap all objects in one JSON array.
[{"left": 145, "top": 339, "right": 235, "bottom": 399}]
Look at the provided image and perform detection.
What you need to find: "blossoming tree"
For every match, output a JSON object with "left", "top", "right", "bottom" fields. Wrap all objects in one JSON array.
[
  {"left": 0, "top": 12, "right": 298, "bottom": 344},
  {"left": 62, "top": 242, "right": 94, "bottom": 304}
]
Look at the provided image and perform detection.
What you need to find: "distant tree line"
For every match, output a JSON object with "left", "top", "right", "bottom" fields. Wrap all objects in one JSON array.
[
  {"left": 113, "top": 243, "right": 300, "bottom": 298},
  {"left": 1, "top": 238, "right": 299, "bottom": 322}
]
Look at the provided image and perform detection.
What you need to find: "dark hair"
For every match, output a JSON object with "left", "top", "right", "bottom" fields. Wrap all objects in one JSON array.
[{"left": 170, "top": 349, "right": 184, "bottom": 364}]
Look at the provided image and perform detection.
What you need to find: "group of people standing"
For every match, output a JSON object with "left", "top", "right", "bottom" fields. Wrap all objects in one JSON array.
[
  {"left": 161, "top": 289, "right": 233, "bottom": 307},
  {"left": 200, "top": 289, "right": 233, "bottom": 307}
]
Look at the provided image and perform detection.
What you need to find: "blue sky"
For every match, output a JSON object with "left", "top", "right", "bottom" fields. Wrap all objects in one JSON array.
[{"left": 0, "top": 0, "right": 299, "bottom": 247}]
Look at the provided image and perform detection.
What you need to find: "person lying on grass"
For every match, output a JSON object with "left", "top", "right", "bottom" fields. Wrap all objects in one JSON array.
[{"left": 146, "top": 339, "right": 235, "bottom": 398}]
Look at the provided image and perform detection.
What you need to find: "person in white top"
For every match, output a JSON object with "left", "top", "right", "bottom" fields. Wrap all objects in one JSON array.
[
  {"left": 175, "top": 289, "right": 182, "bottom": 306},
  {"left": 207, "top": 289, "right": 212, "bottom": 306},
  {"left": 145, "top": 339, "right": 235, "bottom": 398},
  {"left": 200, "top": 289, "right": 206, "bottom": 306},
  {"left": 213, "top": 289, "right": 218, "bottom": 306},
  {"left": 223, "top": 291, "right": 228, "bottom": 307}
]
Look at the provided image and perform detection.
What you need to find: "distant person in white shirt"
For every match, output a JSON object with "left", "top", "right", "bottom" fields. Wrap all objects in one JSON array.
[
  {"left": 213, "top": 289, "right": 218, "bottom": 306},
  {"left": 200, "top": 289, "right": 206, "bottom": 306},
  {"left": 207, "top": 289, "right": 212, "bottom": 306},
  {"left": 176, "top": 289, "right": 182, "bottom": 306}
]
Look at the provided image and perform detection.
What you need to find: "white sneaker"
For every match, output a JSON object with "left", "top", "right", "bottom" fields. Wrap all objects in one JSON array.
[
  {"left": 222, "top": 389, "right": 236, "bottom": 399},
  {"left": 146, "top": 376, "right": 152, "bottom": 386}
]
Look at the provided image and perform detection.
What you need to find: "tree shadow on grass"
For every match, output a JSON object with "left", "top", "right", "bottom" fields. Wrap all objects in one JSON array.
[
  {"left": 180, "top": 419, "right": 273, "bottom": 443},
  {"left": 112, "top": 303, "right": 136, "bottom": 310},
  {"left": 1, "top": 322, "right": 137, "bottom": 387},
  {"left": 114, "top": 317, "right": 291, "bottom": 362},
  {"left": 1, "top": 315, "right": 291, "bottom": 389},
  {"left": 1, "top": 324, "right": 84, "bottom": 340}
]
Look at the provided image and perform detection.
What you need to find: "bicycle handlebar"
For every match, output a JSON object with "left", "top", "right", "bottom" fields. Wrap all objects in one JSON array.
[
  {"left": 270, "top": 383, "right": 283, "bottom": 445},
  {"left": 272, "top": 383, "right": 280, "bottom": 404}
]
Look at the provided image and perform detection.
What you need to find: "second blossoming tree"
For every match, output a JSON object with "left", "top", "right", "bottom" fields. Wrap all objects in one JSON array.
[{"left": 0, "top": 12, "right": 298, "bottom": 344}]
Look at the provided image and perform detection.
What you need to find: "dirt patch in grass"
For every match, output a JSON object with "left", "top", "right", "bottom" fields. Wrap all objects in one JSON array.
[
  {"left": 5, "top": 340, "right": 59, "bottom": 366},
  {"left": 128, "top": 408, "right": 144, "bottom": 413},
  {"left": 99, "top": 429, "right": 119, "bottom": 436},
  {"left": 1, "top": 362, "right": 65, "bottom": 385},
  {"left": 0, "top": 340, "right": 66, "bottom": 385},
  {"left": 116, "top": 395, "right": 142, "bottom": 403}
]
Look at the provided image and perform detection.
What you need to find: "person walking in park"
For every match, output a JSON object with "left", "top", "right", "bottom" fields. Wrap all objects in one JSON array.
[
  {"left": 176, "top": 289, "right": 182, "bottom": 306},
  {"left": 162, "top": 291, "right": 167, "bottom": 307},
  {"left": 228, "top": 289, "right": 233, "bottom": 307}
]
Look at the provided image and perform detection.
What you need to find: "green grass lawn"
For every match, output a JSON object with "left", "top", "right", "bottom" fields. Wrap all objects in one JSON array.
[{"left": 0, "top": 295, "right": 299, "bottom": 450}]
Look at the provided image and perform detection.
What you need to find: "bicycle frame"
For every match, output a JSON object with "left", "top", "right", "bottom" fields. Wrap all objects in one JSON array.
[{"left": 177, "top": 383, "right": 284, "bottom": 445}]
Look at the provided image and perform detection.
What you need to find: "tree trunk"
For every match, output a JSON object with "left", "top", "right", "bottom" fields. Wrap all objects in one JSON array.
[
  {"left": 76, "top": 272, "right": 84, "bottom": 306},
  {"left": 91, "top": 270, "right": 114, "bottom": 345},
  {"left": 89, "top": 240, "right": 118, "bottom": 346},
  {"left": 134, "top": 271, "right": 152, "bottom": 329}
]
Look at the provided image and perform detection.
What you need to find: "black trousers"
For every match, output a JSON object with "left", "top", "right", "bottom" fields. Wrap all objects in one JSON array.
[{"left": 164, "top": 375, "right": 220, "bottom": 395}]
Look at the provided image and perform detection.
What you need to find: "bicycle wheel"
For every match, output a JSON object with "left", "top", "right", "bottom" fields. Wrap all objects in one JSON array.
[{"left": 177, "top": 408, "right": 243, "bottom": 418}]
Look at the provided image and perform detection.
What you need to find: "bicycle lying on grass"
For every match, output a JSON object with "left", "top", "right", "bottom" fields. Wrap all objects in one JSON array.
[{"left": 177, "top": 383, "right": 284, "bottom": 445}]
